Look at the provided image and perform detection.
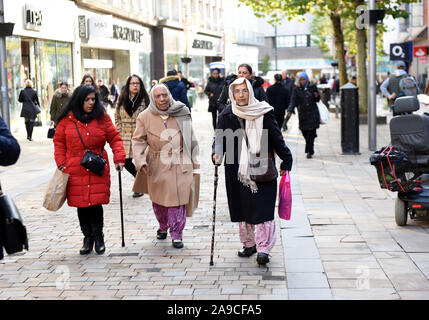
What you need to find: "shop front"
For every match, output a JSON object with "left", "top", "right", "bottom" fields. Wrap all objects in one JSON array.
[
  {"left": 163, "top": 28, "right": 222, "bottom": 88},
  {"left": 75, "top": 10, "right": 152, "bottom": 90},
  {"left": 4, "top": 0, "right": 75, "bottom": 129}
]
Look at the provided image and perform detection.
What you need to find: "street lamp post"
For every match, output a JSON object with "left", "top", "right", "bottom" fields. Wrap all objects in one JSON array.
[{"left": 368, "top": 0, "right": 377, "bottom": 152}]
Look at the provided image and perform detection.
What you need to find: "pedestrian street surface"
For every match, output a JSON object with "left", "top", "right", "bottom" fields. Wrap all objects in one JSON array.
[{"left": 1, "top": 97, "right": 429, "bottom": 300}]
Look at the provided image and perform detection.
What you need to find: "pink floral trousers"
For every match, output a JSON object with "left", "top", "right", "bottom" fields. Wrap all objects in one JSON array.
[
  {"left": 238, "top": 220, "right": 276, "bottom": 254},
  {"left": 152, "top": 202, "right": 186, "bottom": 240}
]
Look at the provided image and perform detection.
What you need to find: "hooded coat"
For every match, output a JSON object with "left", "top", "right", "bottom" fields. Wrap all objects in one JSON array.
[
  {"left": 288, "top": 76, "right": 321, "bottom": 131},
  {"left": 53, "top": 112, "right": 125, "bottom": 208},
  {"left": 159, "top": 75, "right": 191, "bottom": 110},
  {"left": 50, "top": 88, "right": 72, "bottom": 125}
]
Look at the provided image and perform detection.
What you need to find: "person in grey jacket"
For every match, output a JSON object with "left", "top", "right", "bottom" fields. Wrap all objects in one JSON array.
[{"left": 0, "top": 115, "right": 21, "bottom": 261}]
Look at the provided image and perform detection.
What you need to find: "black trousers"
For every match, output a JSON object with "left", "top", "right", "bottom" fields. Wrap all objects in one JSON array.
[
  {"left": 210, "top": 110, "right": 218, "bottom": 130},
  {"left": 25, "top": 120, "right": 34, "bottom": 139},
  {"left": 77, "top": 205, "right": 104, "bottom": 226},
  {"left": 275, "top": 114, "right": 285, "bottom": 129},
  {"left": 301, "top": 129, "right": 317, "bottom": 155},
  {"left": 125, "top": 158, "right": 137, "bottom": 177}
]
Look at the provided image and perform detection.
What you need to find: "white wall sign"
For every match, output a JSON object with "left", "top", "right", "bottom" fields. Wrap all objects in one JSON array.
[
  {"left": 89, "top": 15, "right": 113, "bottom": 38},
  {"left": 24, "top": 4, "right": 42, "bottom": 31}
]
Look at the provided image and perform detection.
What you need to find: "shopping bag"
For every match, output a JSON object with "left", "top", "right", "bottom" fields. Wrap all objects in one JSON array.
[
  {"left": 43, "top": 169, "right": 69, "bottom": 211},
  {"left": 317, "top": 101, "right": 329, "bottom": 125},
  {"left": 278, "top": 171, "right": 292, "bottom": 220},
  {"left": 186, "top": 173, "right": 200, "bottom": 217},
  {"left": 0, "top": 188, "right": 29, "bottom": 254},
  {"left": 47, "top": 127, "right": 55, "bottom": 139}
]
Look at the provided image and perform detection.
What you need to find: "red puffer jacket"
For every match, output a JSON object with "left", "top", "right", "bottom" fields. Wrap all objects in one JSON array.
[{"left": 54, "top": 112, "right": 125, "bottom": 208}]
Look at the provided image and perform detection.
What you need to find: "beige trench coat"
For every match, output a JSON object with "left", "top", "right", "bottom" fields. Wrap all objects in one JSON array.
[
  {"left": 115, "top": 104, "right": 146, "bottom": 158},
  {"left": 132, "top": 109, "right": 199, "bottom": 207}
]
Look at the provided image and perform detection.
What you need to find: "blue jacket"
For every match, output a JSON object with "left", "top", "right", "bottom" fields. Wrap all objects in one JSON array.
[
  {"left": 0, "top": 116, "right": 20, "bottom": 166},
  {"left": 162, "top": 76, "right": 191, "bottom": 110}
]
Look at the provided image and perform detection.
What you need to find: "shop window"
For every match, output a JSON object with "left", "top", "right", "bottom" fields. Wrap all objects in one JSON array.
[
  {"left": 6, "top": 36, "right": 23, "bottom": 123},
  {"left": 276, "top": 36, "right": 295, "bottom": 48},
  {"left": 410, "top": 2, "right": 423, "bottom": 27},
  {"left": 296, "top": 35, "right": 308, "bottom": 47},
  {"left": 139, "top": 52, "right": 151, "bottom": 89}
]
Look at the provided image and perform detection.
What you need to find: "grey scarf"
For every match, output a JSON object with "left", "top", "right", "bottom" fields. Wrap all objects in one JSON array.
[{"left": 148, "top": 84, "right": 198, "bottom": 165}]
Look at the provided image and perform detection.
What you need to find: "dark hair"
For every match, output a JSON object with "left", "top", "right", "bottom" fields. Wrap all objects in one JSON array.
[
  {"left": 274, "top": 74, "right": 282, "bottom": 83},
  {"left": 351, "top": 75, "right": 357, "bottom": 80},
  {"left": 116, "top": 74, "right": 150, "bottom": 117},
  {"left": 59, "top": 81, "right": 68, "bottom": 87},
  {"left": 238, "top": 63, "right": 252, "bottom": 75},
  {"left": 167, "top": 69, "right": 178, "bottom": 76},
  {"left": 57, "top": 85, "right": 105, "bottom": 123},
  {"left": 81, "top": 74, "right": 95, "bottom": 85},
  {"left": 212, "top": 68, "right": 221, "bottom": 74}
]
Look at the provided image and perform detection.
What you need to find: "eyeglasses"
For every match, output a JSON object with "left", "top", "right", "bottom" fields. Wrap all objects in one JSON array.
[
  {"left": 130, "top": 82, "right": 140, "bottom": 86},
  {"left": 233, "top": 89, "right": 249, "bottom": 95}
]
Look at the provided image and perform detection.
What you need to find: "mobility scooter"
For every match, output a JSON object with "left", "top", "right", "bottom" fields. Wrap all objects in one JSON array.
[{"left": 370, "top": 96, "right": 429, "bottom": 226}]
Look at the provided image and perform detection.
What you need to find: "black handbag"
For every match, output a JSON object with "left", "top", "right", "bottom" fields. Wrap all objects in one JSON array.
[
  {"left": 0, "top": 183, "right": 29, "bottom": 255},
  {"left": 75, "top": 123, "right": 106, "bottom": 176},
  {"left": 47, "top": 127, "right": 55, "bottom": 139},
  {"left": 238, "top": 118, "right": 278, "bottom": 183}
]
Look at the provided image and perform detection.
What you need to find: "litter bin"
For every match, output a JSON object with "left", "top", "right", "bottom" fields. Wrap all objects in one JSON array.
[
  {"left": 187, "top": 88, "right": 196, "bottom": 109},
  {"left": 340, "top": 83, "right": 359, "bottom": 154}
]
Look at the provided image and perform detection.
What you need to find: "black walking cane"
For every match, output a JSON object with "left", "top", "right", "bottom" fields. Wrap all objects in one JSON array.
[
  {"left": 210, "top": 164, "right": 220, "bottom": 266},
  {"left": 118, "top": 170, "right": 125, "bottom": 247}
]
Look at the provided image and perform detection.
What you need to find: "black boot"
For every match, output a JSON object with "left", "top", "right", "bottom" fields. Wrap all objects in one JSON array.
[
  {"left": 79, "top": 224, "right": 94, "bottom": 255},
  {"left": 256, "top": 252, "right": 270, "bottom": 265},
  {"left": 91, "top": 223, "right": 105, "bottom": 254}
]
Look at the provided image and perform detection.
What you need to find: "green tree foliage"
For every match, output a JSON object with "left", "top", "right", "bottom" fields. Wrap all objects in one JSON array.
[{"left": 261, "top": 54, "right": 272, "bottom": 74}]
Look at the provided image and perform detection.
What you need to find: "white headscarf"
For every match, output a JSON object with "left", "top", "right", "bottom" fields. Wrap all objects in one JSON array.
[{"left": 229, "top": 78, "right": 273, "bottom": 192}]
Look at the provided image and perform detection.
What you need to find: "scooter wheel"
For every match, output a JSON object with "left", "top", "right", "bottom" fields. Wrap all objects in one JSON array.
[{"left": 395, "top": 197, "right": 408, "bottom": 226}]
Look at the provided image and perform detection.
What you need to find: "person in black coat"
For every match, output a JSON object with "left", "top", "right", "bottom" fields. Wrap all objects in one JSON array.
[
  {"left": 217, "top": 63, "right": 268, "bottom": 112},
  {"left": 160, "top": 70, "right": 191, "bottom": 110},
  {"left": 266, "top": 74, "right": 289, "bottom": 129},
  {"left": 0, "top": 115, "right": 20, "bottom": 261},
  {"left": 286, "top": 72, "right": 320, "bottom": 159},
  {"left": 212, "top": 77, "right": 293, "bottom": 266},
  {"left": 178, "top": 71, "right": 192, "bottom": 90},
  {"left": 18, "top": 80, "right": 41, "bottom": 141},
  {"left": 204, "top": 68, "right": 225, "bottom": 129}
]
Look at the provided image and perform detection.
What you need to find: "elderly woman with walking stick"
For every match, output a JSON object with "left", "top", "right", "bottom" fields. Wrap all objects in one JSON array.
[
  {"left": 212, "top": 77, "right": 293, "bottom": 266},
  {"left": 132, "top": 84, "right": 199, "bottom": 249}
]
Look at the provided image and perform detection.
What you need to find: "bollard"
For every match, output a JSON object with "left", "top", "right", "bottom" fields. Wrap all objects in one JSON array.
[{"left": 340, "top": 83, "right": 360, "bottom": 154}]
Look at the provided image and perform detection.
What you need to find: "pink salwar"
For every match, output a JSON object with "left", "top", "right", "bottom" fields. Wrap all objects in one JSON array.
[
  {"left": 238, "top": 220, "right": 276, "bottom": 254},
  {"left": 152, "top": 202, "right": 186, "bottom": 240}
]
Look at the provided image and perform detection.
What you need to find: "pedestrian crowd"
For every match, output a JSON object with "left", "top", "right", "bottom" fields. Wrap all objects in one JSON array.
[{"left": 4, "top": 62, "right": 379, "bottom": 267}]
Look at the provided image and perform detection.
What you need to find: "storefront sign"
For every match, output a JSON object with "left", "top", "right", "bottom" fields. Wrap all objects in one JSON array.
[
  {"left": 89, "top": 15, "right": 113, "bottom": 38},
  {"left": 413, "top": 46, "right": 428, "bottom": 58},
  {"left": 24, "top": 4, "right": 43, "bottom": 31},
  {"left": 421, "top": 56, "right": 428, "bottom": 64},
  {"left": 113, "top": 25, "right": 142, "bottom": 43},
  {"left": 78, "top": 16, "right": 87, "bottom": 39},
  {"left": 192, "top": 39, "right": 213, "bottom": 50},
  {"left": 390, "top": 42, "right": 412, "bottom": 61}
]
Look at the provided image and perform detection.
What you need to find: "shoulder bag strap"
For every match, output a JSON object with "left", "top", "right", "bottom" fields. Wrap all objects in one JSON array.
[{"left": 74, "top": 122, "right": 87, "bottom": 151}]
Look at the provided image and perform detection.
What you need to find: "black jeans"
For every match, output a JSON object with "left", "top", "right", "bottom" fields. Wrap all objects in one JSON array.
[
  {"left": 125, "top": 158, "right": 137, "bottom": 177},
  {"left": 77, "top": 205, "right": 104, "bottom": 226},
  {"left": 275, "top": 114, "right": 285, "bottom": 129},
  {"left": 301, "top": 129, "right": 317, "bottom": 155},
  {"left": 25, "top": 119, "right": 34, "bottom": 139}
]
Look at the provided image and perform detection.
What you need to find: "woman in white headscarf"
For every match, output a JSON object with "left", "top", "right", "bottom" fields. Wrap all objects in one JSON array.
[
  {"left": 132, "top": 84, "right": 199, "bottom": 249},
  {"left": 212, "top": 77, "right": 293, "bottom": 265}
]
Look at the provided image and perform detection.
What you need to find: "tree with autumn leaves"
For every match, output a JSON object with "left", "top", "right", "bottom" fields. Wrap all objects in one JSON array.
[{"left": 238, "top": 0, "right": 419, "bottom": 114}]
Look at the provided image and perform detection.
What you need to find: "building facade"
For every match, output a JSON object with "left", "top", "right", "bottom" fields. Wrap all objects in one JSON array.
[{"left": 258, "top": 14, "right": 334, "bottom": 81}]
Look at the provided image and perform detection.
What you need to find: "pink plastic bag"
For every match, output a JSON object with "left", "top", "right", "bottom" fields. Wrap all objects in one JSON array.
[{"left": 278, "top": 171, "right": 292, "bottom": 220}]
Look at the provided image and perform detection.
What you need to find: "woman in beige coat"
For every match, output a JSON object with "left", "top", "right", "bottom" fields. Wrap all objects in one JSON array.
[
  {"left": 132, "top": 84, "right": 199, "bottom": 248},
  {"left": 115, "top": 74, "right": 150, "bottom": 198}
]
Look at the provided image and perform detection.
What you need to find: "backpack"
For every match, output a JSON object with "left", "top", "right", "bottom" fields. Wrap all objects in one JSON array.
[{"left": 399, "top": 76, "right": 418, "bottom": 97}]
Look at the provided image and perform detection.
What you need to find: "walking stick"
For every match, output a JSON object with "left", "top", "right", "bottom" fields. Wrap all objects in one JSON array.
[
  {"left": 210, "top": 164, "right": 219, "bottom": 266},
  {"left": 118, "top": 170, "right": 125, "bottom": 247}
]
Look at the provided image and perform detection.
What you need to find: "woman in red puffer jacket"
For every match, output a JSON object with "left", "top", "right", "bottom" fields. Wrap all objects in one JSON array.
[{"left": 54, "top": 84, "right": 125, "bottom": 255}]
